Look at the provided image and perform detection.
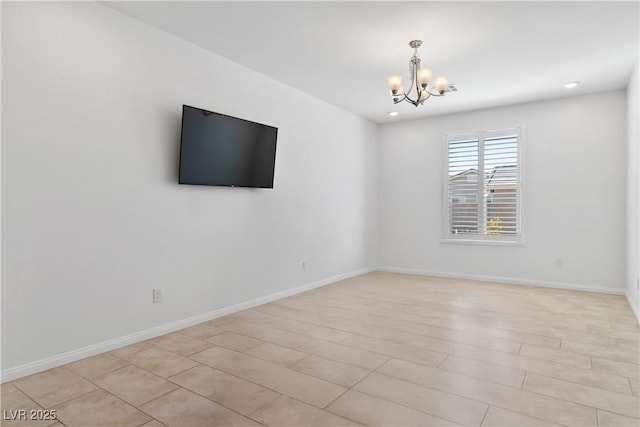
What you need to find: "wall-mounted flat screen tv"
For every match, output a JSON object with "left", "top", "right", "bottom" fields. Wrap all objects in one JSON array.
[{"left": 179, "top": 105, "right": 278, "bottom": 188}]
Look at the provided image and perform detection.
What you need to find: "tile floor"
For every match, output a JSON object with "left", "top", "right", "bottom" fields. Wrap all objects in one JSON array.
[{"left": 2, "top": 272, "right": 639, "bottom": 426}]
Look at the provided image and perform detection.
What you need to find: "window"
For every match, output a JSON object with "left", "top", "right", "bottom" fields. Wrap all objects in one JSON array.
[{"left": 443, "top": 128, "right": 522, "bottom": 244}]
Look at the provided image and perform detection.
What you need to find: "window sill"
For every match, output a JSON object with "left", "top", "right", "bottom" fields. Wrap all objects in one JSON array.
[{"left": 440, "top": 238, "right": 524, "bottom": 247}]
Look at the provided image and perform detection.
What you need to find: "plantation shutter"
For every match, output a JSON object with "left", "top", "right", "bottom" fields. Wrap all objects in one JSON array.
[
  {"left": 484, "top": 135, "right": 518, "bottom": 235},
  {"left": 447, "top": 138, "right": 479, "bottom": 235}
]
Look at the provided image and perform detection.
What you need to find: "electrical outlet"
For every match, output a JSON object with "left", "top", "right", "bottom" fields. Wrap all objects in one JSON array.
[
  {"left": 555, "top": 259, "right": 563, "bottom": 268},
  {"left": 153, "top": 288, "right": 162, "bottom": 303}
]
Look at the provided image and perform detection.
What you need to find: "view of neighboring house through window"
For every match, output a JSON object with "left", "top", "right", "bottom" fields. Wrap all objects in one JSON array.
[{"left": 445, "top": 128, "right": 521, "bottom": 243}]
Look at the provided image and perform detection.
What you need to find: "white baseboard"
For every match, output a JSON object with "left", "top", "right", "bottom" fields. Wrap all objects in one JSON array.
[
  {"left": 626, "top": 291, "right": 640, "bottom": 324},
  {"left": 377, "top": 266, "right": 626, "bottom": 296},
  {"left": 0, "top": 267, "right": 373, "bottom": 383}
]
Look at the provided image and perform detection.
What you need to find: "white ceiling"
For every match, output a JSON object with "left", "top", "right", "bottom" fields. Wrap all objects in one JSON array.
[{"left": 107, "top": 1, "right": 639, "bottom": 124}]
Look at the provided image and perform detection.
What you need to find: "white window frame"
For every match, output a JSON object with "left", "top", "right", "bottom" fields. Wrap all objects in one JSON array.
[{"left": 441, "top": 126, "right": 524, "bottom": 246}]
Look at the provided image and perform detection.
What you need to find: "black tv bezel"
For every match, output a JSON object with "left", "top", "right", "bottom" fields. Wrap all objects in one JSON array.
[{"left": 178, "top": 104, "right": 278, "bottom": 189}]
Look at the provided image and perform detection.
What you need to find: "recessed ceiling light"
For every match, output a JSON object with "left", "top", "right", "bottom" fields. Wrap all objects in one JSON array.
[
  {"left": 388, "top": 111, "right": 399, "bottom": 117},
  {"left": 564, "top": 81, "right": 580, "bottom": 89}
]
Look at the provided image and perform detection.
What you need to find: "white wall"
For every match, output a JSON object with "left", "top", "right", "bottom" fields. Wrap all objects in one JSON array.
[
  {"left": 378, "top": 92, "right": 627, "bottom": 294},
  {"left": 1, "top": 2, "right": 377, "bottom": 376},
  {"left": 627, "top": 62, "right": 640, "bottom": 321}
]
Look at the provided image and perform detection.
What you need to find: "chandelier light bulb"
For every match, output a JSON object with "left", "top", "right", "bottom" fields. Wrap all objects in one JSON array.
[
  {"left": 387, "top": 75, "right": 403, "bottom": 94},
  {"left": 435, "top": 76, "right": 449, "bottom": 94},
  {"left": 417, "top": 68, "right": 432, "bottom": 87}
]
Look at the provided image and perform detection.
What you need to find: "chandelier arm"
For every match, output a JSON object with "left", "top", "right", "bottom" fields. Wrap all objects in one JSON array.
[
  {"left": 402, "top": 93, "right": 419, "bottom": 107},
  {"left": 425, "top": 88, "right": 445, "bottom": 97},
  {"left": 402, "top": 93, "right": 416, "bottom": 105},
  {"left": 420, "top": 93, "right": 432, "bottom": 105}
]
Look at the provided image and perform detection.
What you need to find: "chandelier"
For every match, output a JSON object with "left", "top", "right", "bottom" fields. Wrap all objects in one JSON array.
[{"left": 387, "top": 40, "right": 452, "bottom": 107}]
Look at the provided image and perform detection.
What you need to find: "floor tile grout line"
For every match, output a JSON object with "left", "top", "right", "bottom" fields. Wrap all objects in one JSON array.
[
  {"left": 371, "top": 360, "right": 614, "bottom": 423},
  {"left": 109, "top": 358, "right": 201, "bottom": 404},
  {"left": 64, "top": 355, "right": 132, "bottom": 382},
  {"left": 344, "top": 382, "right": 480, "bottom": 426},
  {"left": 524, "top": 371, "right": 640, "bottom": 399},
  {"left": 261, "top": 394, "right": 363, "bottom": 427},
  {"left": 303, "top": 296, "right": 528, "bottom": 326},
  {"left": 520, "top": 367, "right": 636, "bottom": 396},
  {"left": 436, "top": 354, "right": 449, "bottom": 368},
  {"left": 243, "top": 306, "right": 639, "bottom": 382},
  {"left": 132, "top": 381, "right": 182, "bottom": 408},
  {"left": 302, "top": 282, "right": 551, "bottom": 311},
  {"left": 401, "top": 343, "right": 630, "bottom": 393},
  {"left": 309, "top": 319, "right": 524, "bottom": 355},
  {"left": 289, "top": 293, "right": 461, "bottom": 323},
  {"left": 42, "top": 373, "right": 155, "bottom": 424},
  {"left": 162, "top": 363, "right": 288, "bottom": 419},
  {"left": 408, "top": 347, "right": 632, "bottom": 394},
  {"left": 10, "top": 366, "right": 107, "bottom": 411},
  {"left": 292, "top": 288, "right": 633, "bottom": 338},
  {"left": 320, "top": 361, "right": 381, "bottom": 410},
  {"left": 270, "top": 302, "right": 557, "bottom": 347},
  {"left": 231, "top": 310, "right": 319, "bottom": 334},
  {"left": 254, "top": 299, "right": 556, "bottom": 352},
  {"left": 369, "top": 367, "right": 504, "bottom": 411},
  {"left": 479, "top": 404, "right": 491, "bottom": 426},
  {"left": 275, "top": 298, "right": 533, "bottom": 352},
  {"left": 204, "top": 330, "right": 268, "bottom": 351},
  {"left": 205, "top": 319, "right": 409, "bottom": 372},
  {"left": 552, "top": 347, "right": 640, "bottom": 365},
  {"left": 205, "top": 320, "right": 306, "bottom": 355},
  {"left": 259, "top": 300, "right": 637, "bottom": 362},
  {"left": 176, "top": 347, "right": 353, "bottom": 413},
  {"left": 324, "top": 330, "right": 480, "bottom": 423},
  {"left": 285, "top": 354, "right": 372, "bottom": 386},
  {"left": 93, "top": 351, "right": 197, "bottom": 392},
  {"left": 120, "top": 346, "right": 202, "bottom": 379},
  {"left": 55, "top": 421, "right": 67, "bottom": 427},
  {"left": 225, "top": 313, "right": 459, "bottom": 369},
  {"left": 435, "top": 364, "right": 526, "bottom": 390},
  {"left": 135, "top": 380, "right": 269, "bottom": 427},
  {"left": 488, "top": 403, "right": 579, "bottom": 427},
  {"left": 163, "top": 337, "right": 332, "bottom": 422},
  {"left": 167, "top": 339, "right": 377, "bottom": 417},
  {"left": 515, "top": 384, "right": 638, "bottom": 420}
]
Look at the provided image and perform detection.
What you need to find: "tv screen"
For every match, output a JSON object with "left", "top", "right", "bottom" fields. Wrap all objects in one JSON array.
[{"left": 179, "top": 105, "right": 278, "bottom": 188}]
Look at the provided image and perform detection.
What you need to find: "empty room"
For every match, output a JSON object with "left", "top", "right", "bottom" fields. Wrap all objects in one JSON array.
[{"left": 2, "top": 1, "right": 639, "bottom": 426}]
